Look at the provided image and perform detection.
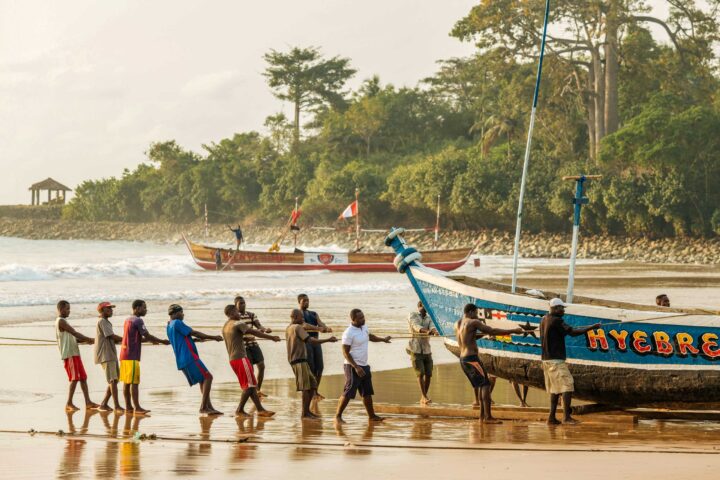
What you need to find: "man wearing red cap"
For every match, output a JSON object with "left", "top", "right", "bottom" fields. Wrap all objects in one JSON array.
[{"left": 94, "top": 302, "right": 124, "bottom": 412}]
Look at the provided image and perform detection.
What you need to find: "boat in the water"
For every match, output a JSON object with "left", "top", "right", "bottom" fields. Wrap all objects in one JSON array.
[
  {"left": 386, "top": 227, "right": 720, "bottom": 408},
  {"left": 182, "top": 233, "right": 474, "bottom": 272}
]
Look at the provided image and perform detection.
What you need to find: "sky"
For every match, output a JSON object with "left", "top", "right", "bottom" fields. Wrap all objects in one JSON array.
[{"left": 0, "top": 1, "right": 478, "bottom": 205}]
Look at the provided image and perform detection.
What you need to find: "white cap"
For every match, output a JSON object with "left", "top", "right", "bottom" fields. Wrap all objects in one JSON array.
[{"left": 549, "top": 298, "right": 566, "bottom": 308}]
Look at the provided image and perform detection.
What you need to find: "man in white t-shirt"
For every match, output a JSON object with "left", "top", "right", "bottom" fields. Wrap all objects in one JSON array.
[{"left": 335, "top": 308, "right": 391, "bottom": 423}]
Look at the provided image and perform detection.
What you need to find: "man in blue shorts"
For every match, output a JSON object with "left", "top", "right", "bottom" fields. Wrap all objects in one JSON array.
[
  {"left": 166, "top": 304, "right": 224, "bottom": 415},
  {"left": 455, "top": 303, "right": 524, "bottom": 423}
]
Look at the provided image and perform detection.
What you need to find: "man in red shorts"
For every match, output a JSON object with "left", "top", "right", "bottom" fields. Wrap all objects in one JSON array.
[
  {"left": 222, "top": 304, "right": 280, "bottom": 417},
  {"left": 166, "top": 304, "right": 225, "bottom": 415},
  {"left": 55, "top": 300, "right": 99, "bottom": 411}
]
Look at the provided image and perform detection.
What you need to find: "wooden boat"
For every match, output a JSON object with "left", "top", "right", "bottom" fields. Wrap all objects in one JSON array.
[
  {"left": 386, "top": 228, "right": 720, "bottom": 408},
  {"left": 182, "top": 233, "right": 473, "bottom": 272}
]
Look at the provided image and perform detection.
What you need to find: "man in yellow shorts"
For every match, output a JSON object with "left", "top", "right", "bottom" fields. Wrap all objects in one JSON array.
[{"left": 119, "top": 300, "right": 169, "bottom": 414}]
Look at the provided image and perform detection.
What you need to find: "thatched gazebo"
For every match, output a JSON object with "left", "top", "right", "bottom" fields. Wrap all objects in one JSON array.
[{"left": 29, "top": 178, "right": 72, "bottom": 205}]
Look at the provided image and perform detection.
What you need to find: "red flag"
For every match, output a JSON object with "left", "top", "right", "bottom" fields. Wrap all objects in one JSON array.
[
  {"left": 290, "top": 208, "right": 301, "bottom": 225},
  {"left": 339, "top": 201, "right": 358, "bottom": 219}
]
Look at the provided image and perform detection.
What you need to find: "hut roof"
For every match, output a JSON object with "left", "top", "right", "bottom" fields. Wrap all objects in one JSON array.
[{"left": 29, "top": 177, "right": 72, "bottom": 191}]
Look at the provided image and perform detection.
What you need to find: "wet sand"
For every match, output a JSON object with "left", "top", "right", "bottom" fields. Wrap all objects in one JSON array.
[{"left": 2, "top": 258, "right": 720, "bottom": 477}]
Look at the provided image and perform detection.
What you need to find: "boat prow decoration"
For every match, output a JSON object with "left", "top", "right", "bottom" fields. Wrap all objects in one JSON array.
[
  {"left": 386, "top": 227, "right": 720, "bottom": 408},
  {"left": 181, "top": 233, "right": 474, "bottom": 273}
]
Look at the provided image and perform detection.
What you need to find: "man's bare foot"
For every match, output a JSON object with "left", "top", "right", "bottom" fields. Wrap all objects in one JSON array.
[
  {"left": 114, "top": 407, "right": 126, "bottom": 414},
  {"left": 302, "top": 413, "right": 321, "bottom": 421},
  {"left": 481, "top": 417, "right": 502, "bottom": 424},
  {"left": 200, "top": 408, "right": 223, "bottom": 416},
  {"left": 369, "top": 415, "right": 384, "bottom": 422},
  {"left": 235, "top": 410, "right": 251, "bottom": 418},
  {"left": 335, "top": 416, "right": 346, "bottom": 424},
  {"left": 133, "top": 408, "right": 150, "bottom": 415},
  {"left": 314, "top": 393, "right": 325, "bottom": 401},
  {"left": 547, "top": 417, "right": 561, "bottom": 425},
  {"left": 86, "top": 402, "right": 100, "bottom": 410},
  {"left": 98, "top": 404, "right": 113, "bottom": 412},
  {"left": 257, "top": 410, "right": 275, "bottom": 417},
  {"left": 257, "top": 391, "right": 267, "bottom": 399},
  {"left": 521, "top": 401, "right": 530, "bottom": 408},
  {"left": 65, "top": 404, "right": 80, "bottom": 412},
  {"left": 563, "top": 417, "right": 580, "bottom": 425}
]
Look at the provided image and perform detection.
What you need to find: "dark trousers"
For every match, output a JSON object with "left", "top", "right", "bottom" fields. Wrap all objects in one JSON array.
[{"left": 306, "top": 342, "right": 324, "bottom": 378}]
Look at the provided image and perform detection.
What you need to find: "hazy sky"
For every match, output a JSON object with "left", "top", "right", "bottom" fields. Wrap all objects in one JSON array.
[{"left": 0, "top": 1, "right": 479, "bottom": 205}]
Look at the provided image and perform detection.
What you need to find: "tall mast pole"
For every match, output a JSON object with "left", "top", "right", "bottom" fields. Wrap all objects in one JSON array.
[
  {"left": 511, "top": 0, "right": 552, "bottom": 293},
  {"left": 434, "top": 194, "right": 441, "bottom": 248},
  {"left": 355, "top": 188, "right": 360, "bottom": 251},
  {"left": 204, "top": 203, "right": 208, "bottom": 239},
  {"left": 564, "top": 175, "right": 601, "bottom": 303}
]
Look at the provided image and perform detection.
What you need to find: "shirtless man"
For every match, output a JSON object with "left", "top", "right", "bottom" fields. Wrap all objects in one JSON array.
[{"left": 455, "top": 303, "right": 524, "bottom": 423}]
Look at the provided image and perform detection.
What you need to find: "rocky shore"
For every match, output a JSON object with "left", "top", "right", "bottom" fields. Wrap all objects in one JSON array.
[{"left": 1, "top": 217, "right": 718, "bottom": 264}]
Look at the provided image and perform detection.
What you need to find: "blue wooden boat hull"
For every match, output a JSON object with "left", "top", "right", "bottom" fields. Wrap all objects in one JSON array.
[{"left": 387, "top": 228, "right": 720, "bottom": 407}]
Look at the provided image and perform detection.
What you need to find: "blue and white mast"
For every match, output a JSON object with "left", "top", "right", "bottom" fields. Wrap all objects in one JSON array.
[
  {"left": 511, "top": 0, "right": 552, "bottom": 293},
  {"left": 565, "top": 174, "right": 601, "bottom": 303}
]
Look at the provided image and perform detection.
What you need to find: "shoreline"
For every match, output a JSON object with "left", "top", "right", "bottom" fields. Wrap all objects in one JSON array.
[{"left": 1, "top": 217, "right": 719, "bottom": 264}]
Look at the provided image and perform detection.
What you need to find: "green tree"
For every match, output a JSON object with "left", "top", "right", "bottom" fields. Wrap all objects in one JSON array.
[{"left": 263, "top": 46, "right": 356, "bottom": 149}]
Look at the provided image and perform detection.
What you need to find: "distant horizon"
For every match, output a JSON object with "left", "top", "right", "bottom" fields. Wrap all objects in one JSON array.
[{"left": 1, "top": 1, "right": 478, "bottom": 205}]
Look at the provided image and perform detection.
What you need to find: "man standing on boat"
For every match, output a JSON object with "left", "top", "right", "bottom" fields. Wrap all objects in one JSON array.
[
  {"left": 227, "top": 224, "right": 244, "bottom": 250},
  {"left": 407, "top": 300, "right": 438, "bottom": 405},
  {"left": 456, "top": 304, "right": 524, "bottom": 423},
  {"left": 234, "top": 296, "right": 271, "bottom": 397},
  {"left": 540, "top": 298, "right": 600, "bottom": 425},
  {"left": 298, "top": 294, "right": 332, "bottom": 402}
]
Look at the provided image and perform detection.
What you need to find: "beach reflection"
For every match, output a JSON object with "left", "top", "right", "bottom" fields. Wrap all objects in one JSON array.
[{"left": 57, "top": 438, "right": 86, "bottom": 478}]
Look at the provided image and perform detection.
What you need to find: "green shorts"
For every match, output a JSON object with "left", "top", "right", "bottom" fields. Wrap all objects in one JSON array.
[
  {"left": 410, "top": 353, "right": 433, "bottom": 377},
  {"left": 291, "top": 361, "right": 318, "bottom": 392}
]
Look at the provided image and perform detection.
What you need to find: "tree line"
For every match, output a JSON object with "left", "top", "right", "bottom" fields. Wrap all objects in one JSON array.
[{"left": 65, "top": 0, "right": 720, "bottom": 237}]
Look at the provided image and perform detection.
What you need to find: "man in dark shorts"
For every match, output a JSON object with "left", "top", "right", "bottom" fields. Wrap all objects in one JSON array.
[
  {"left": 298, "top": 293, "right": 332, "bottom": 401},
  {"left": 234, "top": 296, "right": 271, "bottom": 397},
  {"left": 455, "top": 303, "right": 524, "bottom": 423},
  {"left": 335, "top": 309, "right": 391, "bottom": 424},
  {"left": 286, "top": 309, "right": 337, "bottom": 419},
  {"left": 407, "top": 300, "right": 438, "bottom": 404},
  {"left": 222, "top": 304, "right": 280, "bottom": 417},
  {"left": 656, "top": 294, "right": 670, "bottom": 307},
  {"left": 214, "top": 249, "right": 222, "bottom": 270},
  {"left": 227, "top": 224, "right": 243, "bottom": 250}
]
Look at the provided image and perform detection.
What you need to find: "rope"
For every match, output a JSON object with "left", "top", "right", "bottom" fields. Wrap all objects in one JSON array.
[
  {"left": 0, "top": 336, "right": 55, "bottom": 343},
  {"left": 0, "top": 429, "right": 715, "bottom": 455}
]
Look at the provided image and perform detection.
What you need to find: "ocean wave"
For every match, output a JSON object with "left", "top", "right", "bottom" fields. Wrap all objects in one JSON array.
[
  {"left": 0, "top": 281, "right": 411, "bottom": 307},
  {"left": 0, "top": 255, "right": 200, "bottom": 282}
]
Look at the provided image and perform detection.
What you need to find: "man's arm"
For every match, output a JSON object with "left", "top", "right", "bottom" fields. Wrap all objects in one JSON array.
[
  {"left": 245, "top": 327, "right": 280, "bottom": 342},
  {"left": 567, "top": 322, "right": 602, "bottom": 337},
  {"left": 142, "top": 331, "right": 170, "bottom": 345},
  {"left": 342, "top": 344, "right": 366, "bottom": 377},
  {"left": 111, "top": 334, "right": 123, "bottom": 344},
  {"left": 314, "top": 314, "right": 331, "bottom": 333},
  {"left": 251, "top": 314, "right": 271, "bottom": 334},
  {"left": 477, "top": 321, "right": 523, "bottom": 337},
  {"left": 308, "top": 335, "right": 337, "bottom": 345},
  {"left": 369, "top": 333, "right": 391, "bottom": 343},
  {"left": 190, "top": 330, "right": 223, "bottom": 342},
  {"left": 409, "top": 314, "right": 437, "bottom": 335},
  {"left": 58, "top": 318, "right": 94, "bottom": 344}
]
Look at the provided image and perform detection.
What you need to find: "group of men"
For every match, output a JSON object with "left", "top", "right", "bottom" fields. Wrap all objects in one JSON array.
[
  {"left": 56, "top": 289, "right": 633, "bottom": 425},
  {"left": 54, "top": 293, "right": 391, "bottom": 423}
]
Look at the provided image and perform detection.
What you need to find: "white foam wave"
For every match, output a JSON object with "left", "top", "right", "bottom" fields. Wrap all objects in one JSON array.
[
  {"left": 0, "top": 281, "right": 410, "bottom": 307},
  {"left": 0, "top": 255, "right": 200, "bottom": 282}
]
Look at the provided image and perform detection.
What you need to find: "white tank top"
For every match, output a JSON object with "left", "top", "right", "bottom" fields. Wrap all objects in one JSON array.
[{"left": 56, "top": 317, "right": 80, "bottom": 360}]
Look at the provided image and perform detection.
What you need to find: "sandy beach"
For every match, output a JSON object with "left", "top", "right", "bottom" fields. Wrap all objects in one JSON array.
[{"left": 2, "top": 238, "right": 720, "bottom": 478}]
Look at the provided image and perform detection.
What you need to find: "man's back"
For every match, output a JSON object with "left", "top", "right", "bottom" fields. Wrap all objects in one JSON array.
[
  {"left": 455, "top": 317, "right": 480, "bottom": 358},
  {"left": 540, "top": 313, "right": 573, "bottom": 360}
]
